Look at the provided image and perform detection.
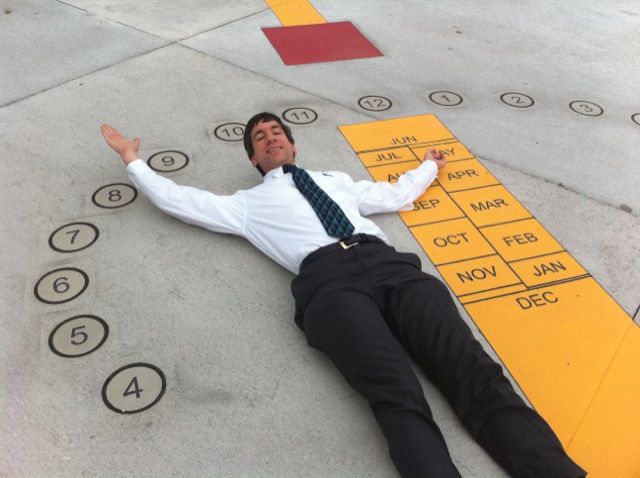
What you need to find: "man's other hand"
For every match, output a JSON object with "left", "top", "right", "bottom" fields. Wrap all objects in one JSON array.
[
  {"left": 100, "top": 124, "right": 141, "bottom": 165},
  {"left": 424, "top": 149, "right": 446, "bottom": 169}
]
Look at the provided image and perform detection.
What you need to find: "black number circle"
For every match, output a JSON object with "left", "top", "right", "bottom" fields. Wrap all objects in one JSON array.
[
  {"left": 500, "top": 92, "right": 535, "bottom": 108},
  {"left": 49, "top": 222, "right": 99, "bottom": 253},
  {"left": 631, "top": 113, "right": 640, "bottom": 127},
  {"left": 358, "top": 96, "right": 393, "bottom": 112},
  {"left": 49, "top": 315, "right": 109, "bottom": 358},
  {"left": 569, "top": 101, "right": 603, "bottom": 117},
  {"left": 214, "top": 123, "right": 245, "bottom": 142},
  {"left": 92, "top": 183, "right": 137, "bottom": 209},
  {"left": 429, "top": 91, "right": 463, "bottom": 107},
  {"left": 282, "top": 107, "right": 318, "bottom": 125},
  {"left": 34, "top": 267, "right": 89, "bottom": 304},
  {"left": 102, "top": 363, "right": 167, "bottom": 414},
  {"left": 147, "top": 150, "right": 189, "bottom": 173}
]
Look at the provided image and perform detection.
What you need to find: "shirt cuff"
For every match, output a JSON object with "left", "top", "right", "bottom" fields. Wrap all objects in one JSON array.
[
  {"left": 126, "top": 159, "right": 148, "bottom": 176},
  {"left": 420, "top": 159, "right": 439, "bottom": 178}
]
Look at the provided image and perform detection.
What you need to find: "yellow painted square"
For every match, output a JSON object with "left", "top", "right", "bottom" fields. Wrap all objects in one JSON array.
[
  {"left": 567, "top": 326, "right": 640, "bottom": 478},
  {"left": 450, "top": 185, "right": 532, "bottom": 227},
  {"left": 411, "top": 217, "right": 494, "bottom": 265},
  {"left": 510, "top": 252, "right": 587, "bottom": 287},
  {"left": 436, "top": 158, "right": 500, "bottom": 192},
  {"left": 358, "top": 146, "right": 419, "bottom": 168},
  {"left": 481, "top": 218, "right": 563, "bottom": 262},
  {"left": 265, "top": 0, "right": 326, "bottom": 26},
  {"left": 464, "top": 278, "right": 631, "bottom": 445},
  {"left": 399, "top": 186, "right": 464, "bottom": 226},
  {"left": 367, "top": 160, "right": 422, "bottom": 183},
  {"left": 339, "top": 115, "right": 455, "bottom": 153},
  {"left": 437, "top": 255, "right": 522, "bottom": 296}
]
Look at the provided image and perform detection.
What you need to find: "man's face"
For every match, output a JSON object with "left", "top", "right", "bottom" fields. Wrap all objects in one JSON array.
[{"left": 250, "top": 120, "right": 296, "bottom": 174}]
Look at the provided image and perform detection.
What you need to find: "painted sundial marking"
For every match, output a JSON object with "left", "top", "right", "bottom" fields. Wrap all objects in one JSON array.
[
  {"left": 34, "top": 267, "right": 89, "bottom": 304},
  {"left": 631, "top": 113, "right": 640, "bottom": 127},
  {"left": 282, "top": 107, "right": 318, "bottom": 125},
  {"left": 147, "top": 150, "right": 189, "bottom": 173},
  {"left": 429, "top": 91, "right": 463, "bottom": 107},
  {"left": 214, "top": 123, "right": 245, "bottom": 142},
  {"left": 49, "top": 315, "right": 108, "bottom": 358},
  {"left": 358, "top": 95, "right": 392, "bottom": 112},
  {"left": 102, "top": 363, "right": 166, "bottom": 414},
  {"left": 569, "top": 101, "right": 603, "bottom": 117},
  {"left": 92, "top": 183, "right": 137, "bottom": 209},
  {"left": 49, "top": 222, "right": 99, "bottom": 253},
  {"left": 500, "top": 92, "right": 535, "bottom": 108}
]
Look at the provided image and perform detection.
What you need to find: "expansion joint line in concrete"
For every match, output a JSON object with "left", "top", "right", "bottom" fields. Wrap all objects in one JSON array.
[
  {"left": 0, "top": 44, "right": 172, "bottom": 109},
  {"left": 177, "top": 43, "right": 385, "bottom": 125},
  {"left": 565, "top": 322, "right": 637, "bottom": 448},
  {"left": 475, "top": 155, "right": 638, "bottom": 218}
]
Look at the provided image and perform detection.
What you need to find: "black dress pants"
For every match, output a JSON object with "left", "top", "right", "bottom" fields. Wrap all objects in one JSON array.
[{"left": 291, "top": 235, "right": 586, "bottom": 478}]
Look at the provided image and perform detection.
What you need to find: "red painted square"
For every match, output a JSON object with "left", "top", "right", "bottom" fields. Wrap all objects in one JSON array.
[{"left": 262, "top": 21, "right": 383, "bottom": 66}]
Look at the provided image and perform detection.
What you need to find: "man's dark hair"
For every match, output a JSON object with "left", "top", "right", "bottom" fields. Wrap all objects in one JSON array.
[{"left": 243, "top": 112, "right": 295, "bottom": 176}]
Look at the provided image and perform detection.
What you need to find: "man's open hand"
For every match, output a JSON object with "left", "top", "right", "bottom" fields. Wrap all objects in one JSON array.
[
  {"left": 424, "top": 149, "right": 446, "bottom": 169},
  {"left": 100, "top": 124, "right": 140, "bottom": 165}
]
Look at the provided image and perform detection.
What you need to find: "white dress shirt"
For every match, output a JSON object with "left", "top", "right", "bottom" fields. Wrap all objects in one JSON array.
[{"left": 127, "top": 159, "right": 438, "bottom": 274}]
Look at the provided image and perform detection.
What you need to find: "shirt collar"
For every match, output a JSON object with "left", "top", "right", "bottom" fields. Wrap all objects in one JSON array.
[{"left": 263, "top": 164, "right": 297, "bottom": 182}]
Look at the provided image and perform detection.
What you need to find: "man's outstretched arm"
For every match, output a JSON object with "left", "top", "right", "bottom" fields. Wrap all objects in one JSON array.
[
  {"left": 99, "top": 124, "right": 246, "bottom": 236},
  {"left": 352, "top": 148, "right": 446, "bottom": 215}
]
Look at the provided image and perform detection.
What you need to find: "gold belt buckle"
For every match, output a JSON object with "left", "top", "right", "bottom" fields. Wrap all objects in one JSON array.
[{"left": 339, "top": 240, "right": 359, "bottom": 250}]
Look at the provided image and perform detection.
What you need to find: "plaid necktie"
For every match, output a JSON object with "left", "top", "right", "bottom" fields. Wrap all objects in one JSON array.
[{"left": 283, "top": 164, "right": 355, "bottom": 239}]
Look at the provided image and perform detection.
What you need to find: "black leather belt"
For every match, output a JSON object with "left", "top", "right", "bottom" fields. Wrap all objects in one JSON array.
[{"left": 300, "top": 234, "right": 385, "bottom": 271}]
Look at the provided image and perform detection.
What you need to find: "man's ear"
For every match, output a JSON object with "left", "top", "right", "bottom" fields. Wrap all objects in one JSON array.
[{"left": 250, "top": 156, "right": 258, "bottom": 168}]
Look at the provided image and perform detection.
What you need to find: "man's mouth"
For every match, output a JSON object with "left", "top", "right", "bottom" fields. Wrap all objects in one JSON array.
[{"left": 267, "top": 146, "right": 282, "bottom": 154}]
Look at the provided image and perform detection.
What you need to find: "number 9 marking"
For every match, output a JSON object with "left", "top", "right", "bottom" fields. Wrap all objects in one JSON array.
[{"left": 147, "top": 150, "right": 189, "bottom": 173}]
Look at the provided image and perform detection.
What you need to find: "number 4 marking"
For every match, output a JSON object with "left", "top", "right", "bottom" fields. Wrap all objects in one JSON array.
[{"left": 124, "top": 377, "right": 144, "bottom": 399}]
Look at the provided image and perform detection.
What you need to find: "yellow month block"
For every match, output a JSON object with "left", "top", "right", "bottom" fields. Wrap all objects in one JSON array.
[
  {"left": 264, "top": 0, "right": 326, "bottom": 26},
  {"left": 510, "top": 252, "right": 587, "bottom": 287},
  {"left": 339, "top": 115, "right": 455, "bottom": 153},
  {"left": 463, "top": 278, "right": 631, "bottom": 446},
  {"left": 437, "top": 255, "right": 522, "bottom": 297},
  {"left": 436, "top": 158, "right": 500, "bottom": 193},
  {"left": 399, "top": 186, "right": 464, "bottom": 226},
  {"left": 450, "top": 184, "right": 532, "bottom": 227},
  {"left": 410, "top": 217, "right": 495, "bottom": 265},
  {"left": 567, "top": 325, "right": 640, "bottom": 478},
  {"left": 481, "top": 218, "right": 564, "bottom": 262},
  {"left": 367, "top": 160, "right": 422, "bottom": 183},
  {"left": 411, "top": 141, "right": 474, "bottom": 164},
  {"left": 358, "top": 146, "right": 419, "bottom": 168}
]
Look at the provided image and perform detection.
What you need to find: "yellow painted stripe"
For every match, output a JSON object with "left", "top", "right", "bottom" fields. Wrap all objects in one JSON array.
[
  {"left": 264, "top": 0, "right": 326, "bottom": 26},
  {"left": 338, "top": 115, "right": 639, "bottom": 477}
]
